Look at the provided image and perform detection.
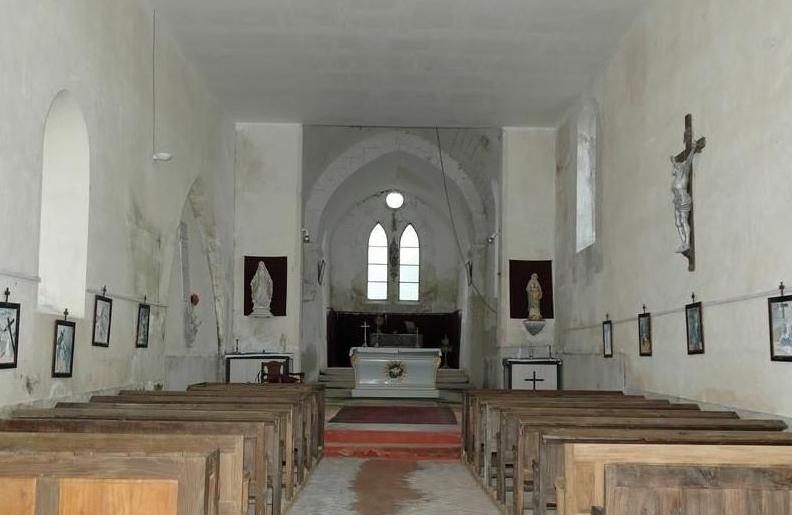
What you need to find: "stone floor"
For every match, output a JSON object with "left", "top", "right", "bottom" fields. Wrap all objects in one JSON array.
[{"left": 287, "top": 457, "right": 500, "bottom": 515}]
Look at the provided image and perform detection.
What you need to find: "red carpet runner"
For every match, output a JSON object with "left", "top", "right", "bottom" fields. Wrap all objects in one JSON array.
[
  {"left": 330, "top": 406, "right": 457, "bottom": 425},
  {"left": 324, "top": 429, "right": 461, "bottom": 460}
]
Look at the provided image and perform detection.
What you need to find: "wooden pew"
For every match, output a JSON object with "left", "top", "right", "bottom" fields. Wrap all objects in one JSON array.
[
  {"left": 0, "top": 449, "right": 219, "bottom": 515},
  {"left": 506, "top": 416, "right": 788, "bottom": 515},
  {"left": 93, "top": 391, "right": 317, "bottom": 469},
  {"left": 491, "top": 405, "right": 736, "bottom": 501},
  {"left": 76, "top": 398, "right": 307, "bottom": 498},
  {"left": 187, "top": 382, "right": 326, "bottom": 450},
  {"left": 600, "top": 463, "right": 792, "bottom": 514},
  {"left": 10, "top": 409, "right": 282, "bottom": 515},
  {"left": 462, "top": 390, "right": 632, "bottom": 461},
  {"left": 473, "top": 397, "right": 698, "bottom": 484},
  {"left": 536, "top": 429, "right": 792, "bottom": 515},
  {"left": 561, "top": 443, "right": 792, "bottom": 515},
  {"left": 126, "top": 385, "right": 324, "bottom": 459},
  {"left": 465, "top": 392, "right": 673, "bottom": 470},
  {"left": 0, "top": 432, "right": 246, "bottom": 515}
]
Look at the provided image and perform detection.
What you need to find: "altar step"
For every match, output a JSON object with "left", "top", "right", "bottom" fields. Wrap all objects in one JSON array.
[
  {"left": 319, "top": 367, "right": 472, "bottom": 399},
  {"left": 324, "top": 429, "right": 461, "bottom": 460}
]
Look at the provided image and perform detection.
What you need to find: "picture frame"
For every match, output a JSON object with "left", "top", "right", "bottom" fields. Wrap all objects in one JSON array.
[
  {"left": 602, "top": 320, "right": 613, "bottom": 358},
  {"left": 136, "top": 303, "right": 151, "bottom": 349},
  {"left": 685, "top": 301, "right": 705, "bottom": 355},
  {"left": 638, "top": 312, "right": 652, "bottom": 357},
  {"left": 92, "top": 294, "right": 113, "bottom": 347},
  {"left": 52, "top": 319, "right": 75, "bottom": 378},
  {"left": 0, "top": 301, "right": 21, "bottom": 369},
  {"left": 768, "top": 294, "right": 792, "bottom": 362}
]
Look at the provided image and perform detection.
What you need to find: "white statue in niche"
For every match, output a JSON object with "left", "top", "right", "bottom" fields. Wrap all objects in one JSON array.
[
  {"left": 670, "top": 148, "right": 698, "bottom": 254},
  {"left": 526, "top": 273, "right": 543, "bottom": 321},
  {"left": 250, "top": 260, "right": 274, "bottom": 318}
]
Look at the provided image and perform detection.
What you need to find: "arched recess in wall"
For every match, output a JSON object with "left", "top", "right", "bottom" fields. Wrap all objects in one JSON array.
[
  {"left": 183, "top": 177, "right": 227, "bottom": 354},
  {"left": 38, "top": 90, "right": 91, "bottom": 318}
]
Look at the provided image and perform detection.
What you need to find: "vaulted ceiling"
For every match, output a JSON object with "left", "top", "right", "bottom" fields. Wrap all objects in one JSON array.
[{"left": 151, "top": 0, "right": 650, "bottom": 127}]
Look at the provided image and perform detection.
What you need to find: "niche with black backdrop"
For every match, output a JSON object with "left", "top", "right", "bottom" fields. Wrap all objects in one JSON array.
[
  {"left": 509, "top": 260, "right": 554, "bottom": 319},
  {"left": 244, "top": 256, "right": 288, "bottom": 316}
]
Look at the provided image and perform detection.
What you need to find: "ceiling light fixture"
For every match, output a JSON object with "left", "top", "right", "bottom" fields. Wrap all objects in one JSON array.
[{"left": 151, "top": 9, "right": 172, "bottom": 163}]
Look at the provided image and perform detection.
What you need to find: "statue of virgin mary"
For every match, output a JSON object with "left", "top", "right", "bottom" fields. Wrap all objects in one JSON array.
[{"left": 250, "top": 261, "right": 274, "bottom": 317}]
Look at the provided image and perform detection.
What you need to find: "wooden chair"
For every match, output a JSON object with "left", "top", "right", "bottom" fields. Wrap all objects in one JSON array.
[{"left": 260, "top": 361, "right": 304, "bottom": 384}]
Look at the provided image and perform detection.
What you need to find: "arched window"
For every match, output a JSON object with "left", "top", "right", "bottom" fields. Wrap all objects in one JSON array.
[
  {"left": 399, "top": 225, "right": 420, "bottom": 301},
  {"left": 38, "top": 90, "right": 90, "bottom": 317},
  {"left": 367, "top": 224, "right": 388, "bottom": 300},
  {"left": 576, "top": 101, "right": 597, "bottom": 252}
]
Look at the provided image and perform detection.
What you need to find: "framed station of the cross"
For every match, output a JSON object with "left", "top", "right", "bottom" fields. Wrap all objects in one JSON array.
[{"left": 768, "top": 294, "right": 792, "bottom": 362}]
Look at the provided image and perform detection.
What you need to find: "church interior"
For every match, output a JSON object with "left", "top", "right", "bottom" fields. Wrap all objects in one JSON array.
[{"left": 1, "top": 0, "right": 791, "bottom": 514}]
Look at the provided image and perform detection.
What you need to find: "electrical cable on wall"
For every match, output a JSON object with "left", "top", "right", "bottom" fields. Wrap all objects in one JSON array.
[{"left": 434, "top": 128, "right": 498, "bottom": 315}]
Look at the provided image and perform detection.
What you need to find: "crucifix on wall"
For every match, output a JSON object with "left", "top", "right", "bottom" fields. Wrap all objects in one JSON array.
[{"left": 670, "top": 114, "right": 706, "bottom": 271}]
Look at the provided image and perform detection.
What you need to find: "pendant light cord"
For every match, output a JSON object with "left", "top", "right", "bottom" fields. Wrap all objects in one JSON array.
[{"left": 435, "top": 128, "right": 498, "bottom": 315}]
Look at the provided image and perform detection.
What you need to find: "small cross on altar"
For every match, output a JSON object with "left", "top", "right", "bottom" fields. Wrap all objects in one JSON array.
[
  {"left": 360, "top": 321, "right": 370, "bottom": 347},
  {"left": 523, "top": 370, "right": 545, "bottom": 391}
]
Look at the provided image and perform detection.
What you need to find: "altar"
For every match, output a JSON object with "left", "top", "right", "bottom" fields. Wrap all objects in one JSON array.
[{"left": 350, "top": 347, "right": 442, "bottom": 398}]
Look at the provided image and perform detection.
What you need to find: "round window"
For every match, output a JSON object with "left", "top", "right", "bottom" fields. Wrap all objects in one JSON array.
[{"left": 385, "top": 191, "right": 404, "bottom": 209}]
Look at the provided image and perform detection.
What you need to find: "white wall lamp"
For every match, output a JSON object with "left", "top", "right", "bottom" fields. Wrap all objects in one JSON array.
[{"left": 151, "top": 10, "right": 172, "bottom": 163}]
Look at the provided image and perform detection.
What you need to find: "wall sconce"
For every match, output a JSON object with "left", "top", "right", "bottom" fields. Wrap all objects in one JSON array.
[{"left": 301, "top": 228, "right": 310, "bottom": 243}]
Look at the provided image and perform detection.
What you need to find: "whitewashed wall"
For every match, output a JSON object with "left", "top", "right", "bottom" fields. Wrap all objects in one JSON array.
[
  {"left": 556, "top": 0, "right": 792, "bottom": 417},
  {"left": 490, "top": 128, "right": 557, "bottom": 386},
  {"left": 233, "top": 124, "right": 304, "bottom": 369},
  {"left": 0, "top": 0, "right": 235, "bottom": 413}
]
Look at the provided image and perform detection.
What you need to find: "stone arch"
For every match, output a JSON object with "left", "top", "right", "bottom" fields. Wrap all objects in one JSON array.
[
  {"left": 38, "top": 90, "right": 91, "bottom": 317},
  {"left": 304, "top": 131, "right": 488, "bottom": 244},
  {"left": 184, "top": 177, "right": 227, "bottom": 355}
]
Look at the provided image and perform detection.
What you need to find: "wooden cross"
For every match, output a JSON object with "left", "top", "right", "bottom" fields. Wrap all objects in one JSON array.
[
  {"left": 2, "top": 288, "right": 9, "bottom": 303},
  {"left": 523, "top": 370, "right": 545, "bottom": 391},
  {"left": 674, "top": 114, "right": 706, "bottom": 271}
]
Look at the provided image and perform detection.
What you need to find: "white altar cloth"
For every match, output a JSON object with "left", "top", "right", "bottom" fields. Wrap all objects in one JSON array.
[{"left": 350, "top": 347, "right": 441, "bottom": 398}]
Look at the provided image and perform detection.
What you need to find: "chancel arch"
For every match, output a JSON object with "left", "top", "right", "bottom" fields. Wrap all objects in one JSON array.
[{"left": 37, "top": 90, "right": 91, "bottom": 318}]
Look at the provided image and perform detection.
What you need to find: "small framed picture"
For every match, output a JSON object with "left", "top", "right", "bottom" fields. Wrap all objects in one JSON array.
[
  {"left": 602, "top": 320, "right": 613, "bottom": 358},
  {"left": 52, "top": 319, "right": 75, "bottom": 378},
  {"left": 92, "top": 295, "right": 112, "bottom": 347},
  {"left": 768, "top": 295, "right": 792, "bottom": 362},
  {"left": 136, "top": 303, "right": 151, "bottom": 348},
  {"left": 685, "top": 301, "right": 704, "bottom": 355},
  {"left": 638, "top": 312, "right": 652, "bottom": 357},
  {"left": 0, "top": 301, "right": 21, "bottom": 369}
]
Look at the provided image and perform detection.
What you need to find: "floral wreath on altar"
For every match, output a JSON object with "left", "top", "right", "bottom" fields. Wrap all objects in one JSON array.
[{"left": 384, "top": 360, "right": 407, "bottom": 382}]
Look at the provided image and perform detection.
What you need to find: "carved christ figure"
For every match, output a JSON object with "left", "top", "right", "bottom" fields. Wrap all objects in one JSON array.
[
  {"left": 250, "top": 261, "right": 274, "bottom": 317},
  {"left": 526, "top": 273, "right": 543, "bottom": 321},
  {"left": 670, "top": 147, "right": 699, "bottom": 254}
]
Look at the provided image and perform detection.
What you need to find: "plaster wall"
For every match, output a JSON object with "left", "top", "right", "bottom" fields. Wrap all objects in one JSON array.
[
  {"left": 556, "top": 0, "right": 792, "bottom": 416},
  {"left": 233, "top": 124, "right": 304, "bottom": 369},
  {"left": 163, "top": 200, "right": 222, "bottom": 390},
  {"left": 0, "top": 0, "right": 234, "bottom": 412},
  {"left": 490, "top": 128, "right": 557, "bottom": 386}
]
